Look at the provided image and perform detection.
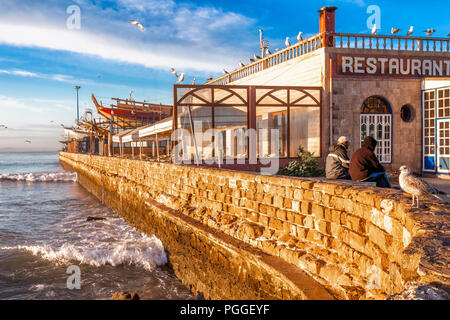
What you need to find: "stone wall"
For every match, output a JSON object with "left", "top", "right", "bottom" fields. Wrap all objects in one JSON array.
[{"left": 60, "top": 152, "right": 449, "bottom": 300}]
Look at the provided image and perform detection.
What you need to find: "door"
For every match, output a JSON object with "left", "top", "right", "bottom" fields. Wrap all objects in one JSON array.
[{"left": 437, "top": 119, "right": 450, "bottom": 173}]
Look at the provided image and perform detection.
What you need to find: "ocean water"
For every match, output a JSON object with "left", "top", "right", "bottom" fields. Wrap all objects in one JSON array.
[{"left": 0, "top": 152, "right": 195, "bottom": 300}]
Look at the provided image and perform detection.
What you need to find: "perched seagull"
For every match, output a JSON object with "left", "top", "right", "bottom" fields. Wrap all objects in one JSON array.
[
  {"left": 424, "top": 28, "right": 436, "bottom": 36},
  {"left": 249, "top": 58, "right": 255, "bottom": 63},
  {"left": 371, "top": 23, "right": 377, "bottom": 35},
  {"left": 285, "top": 37, "right": 291, "bottom": 47},
  {"left": 206, "top": 76, "right": 213, "bottom": 81},
  {"left": 265, "top": 48, "right": 272, "bottom": 56},
  {"left": 223, "top": 69, "right": 229, "bottom": 75},
  {"left": 254, "top": 53, "right": 261, "bottom": 60},
  {"left": 176, "top": 73, "right": 184, "bottom": 83},
  {"left": 296, "top": 31, "right": 303, "bottom": 42},
  {"left": 406, "top": 26, "right": 414, "bottom": 36},
  {"left": 170, "top": 67, "right": 179, "bottom": 78},
  {"left": 191, "top": 78, "right": 196, "bottom": 84},
  {"left": 399, "top": 165, "right": 445, "bottom": 208},
  {"left": 129, "top": 20, "right": 145, "bottom": 31},
  {"left": 391, "top": 27, "right": 401, "bottom": 34},
  {"left": 239, "top": 60, "right": 245, "bottom": 67}
]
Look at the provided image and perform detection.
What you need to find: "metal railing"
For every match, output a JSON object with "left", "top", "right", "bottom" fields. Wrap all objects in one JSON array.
[
  {"left": 333, "top": 33, "right": 450, "bottom": 52},
  {"left": 207, "top": 33, "right": 325, "bottom": 85}
]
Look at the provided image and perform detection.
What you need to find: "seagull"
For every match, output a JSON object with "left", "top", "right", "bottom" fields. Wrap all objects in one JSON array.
[
  {"left": 223, "top": 69, "right": 229, "bottom": 75},
  {"left": 191, "top": 78, "right": 196, "bottom": 84},
  {"left": 399, "top": 165, "right": 445, "bottom": 208},
  {"left": 206, "top": 76, "right": 213, "bottom": 81},
  {"left": 24, "top": 140, "right": 31, "bottom": 143},
  {"left": 129, "top": 20, "right": 145, "bottom": 31},
  {"left": 406, "top": 26, "right": 414, "bottom": 36},
  {"left": 176, "top": 73, "right": 184, "bottom": 83},
  {"left": 265, "top": 48, "right": 272, "bottom": 56},
  {"left": 239, "top": 60, "right": 245, "bottom": 67},
  {"left": 249, "top": 58, "right": 255, "bottom": 63},
  {"left": 297, "top": 31, "right": 303, "bottom": 42},
  {"left": 448, "top": 33, "right": 450, "bottom": 38},
  {"left": 285, "top": 37, "right": 291, "bottom": 47},
  {"left": 424, "top": 28, "right": 435, "bottom": 36},
  {"left": 254, "top": 54, "right": 261, "bottom": 60},
  {"left": 170, "top": 67, "right": 179, "bottom": 78},
  {"left": 371, "top": 23, "right": 377, "bottom": 35},
  {"left": 391, "top": 27, "right": 401, "bottom": 35}
]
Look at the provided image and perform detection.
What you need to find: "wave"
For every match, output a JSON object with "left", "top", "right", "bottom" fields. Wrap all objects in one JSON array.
[
  {"left": 0, "top": 172, "right": 77, "bottom": 182},
  {"left": 1, "top": 235, "right": 168, "bottom": 271}
]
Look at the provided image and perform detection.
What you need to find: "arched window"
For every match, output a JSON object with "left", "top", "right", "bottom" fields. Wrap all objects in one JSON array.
[{"left": 360, "top": 96, "right": 392, "bottom": 163}]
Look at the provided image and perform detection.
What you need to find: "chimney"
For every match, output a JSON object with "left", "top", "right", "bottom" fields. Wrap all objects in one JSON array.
[{"left": 318, "top": 6, "right": 337, "bottom": 47}]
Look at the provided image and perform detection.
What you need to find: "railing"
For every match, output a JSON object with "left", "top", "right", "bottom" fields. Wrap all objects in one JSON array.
[
  {"left": 333, "top": 33, "right": 450, "bottom": 52},
  {"left": 207, "top": 32, "right": 450, "bottom": 86},
  {"left": 207, "top": 33, "right": 325, "bottom": 85}
]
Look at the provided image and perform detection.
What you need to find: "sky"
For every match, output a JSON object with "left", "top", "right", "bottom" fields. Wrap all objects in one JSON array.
[{"left": 0, "top": 0, "right": 449, "bottom": 152}]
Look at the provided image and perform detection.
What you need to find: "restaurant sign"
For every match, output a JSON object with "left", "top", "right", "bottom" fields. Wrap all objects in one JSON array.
[{"left": 337, "top": 54, "right": 450, "bottom": 77}]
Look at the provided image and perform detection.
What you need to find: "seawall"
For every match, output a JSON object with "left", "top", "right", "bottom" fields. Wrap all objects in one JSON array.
[{"left": 59, "top": 152, "right": 449, "bottom": 300}]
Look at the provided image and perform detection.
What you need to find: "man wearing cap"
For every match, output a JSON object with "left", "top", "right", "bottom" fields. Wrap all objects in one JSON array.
[{"left": 326, "top": 136, "right": 351, "bottom": 180}]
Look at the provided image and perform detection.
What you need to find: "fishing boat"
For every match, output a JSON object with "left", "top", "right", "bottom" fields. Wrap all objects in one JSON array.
[{"left": 91, "top": 94, "right": 172, "bottom": 128}]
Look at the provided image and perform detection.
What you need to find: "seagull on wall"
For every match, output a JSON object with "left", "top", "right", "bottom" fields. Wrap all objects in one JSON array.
[
  {"left": 249, "top": 58, "right": 255, "bottom": 63},
  {"left": 207, "top": 75, "right": 213, "bottom": 81},
  {"left": 170, "top": 67, "right": 179, "bottom": 78},
  {"left": 191, "top": 78, "right": 196, "bottom": 84},
  {"left": 297, "top": 31, "right": 303, "bottom": 42},
  {"left": 129, "top": 20, "right": 145, "bottom": 31},
  {"left": 424, "top": 28, "right": 436, "bottom": 36},
  {"left": 371, "top": 23, "right": 377, "bottom": 35},
  {"left": 239, "top": 60, "right": 245, "bottom": 67},
  {"left": 285, "top": 37, "right": 291, "bottom": 47},
  {"left": 254, "top": 53, "right": 261, "bottom": 60},
  {"left": 399, "top": 165, "right": 446, "bottom": 208},
  {"left": 223, "top": 69, "right": 229, "bottom": 75},
  {"left": 391, "top": 27, "right": 401, "bottom": 34},
  {"left": 406, "top": 26, "right": 414, "bottom": 36},
  {"left": 176, "top": 73, "right": 184, "bottom": 83},
  {"left": 265, "top": 48, "right": 272, "bottom": 56}
]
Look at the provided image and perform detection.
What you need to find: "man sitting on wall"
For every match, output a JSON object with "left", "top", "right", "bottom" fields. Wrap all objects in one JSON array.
[
  {"left": 325, "top": 136, "right": 351, "bottom": 180},
  {"left": 349, "top": 136, "right": 391, "bottom": 188}
]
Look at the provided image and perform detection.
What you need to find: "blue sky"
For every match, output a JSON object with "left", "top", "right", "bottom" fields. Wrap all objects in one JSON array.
[{"left": 0, "top": 0, "right": 449, "bottom": 151}]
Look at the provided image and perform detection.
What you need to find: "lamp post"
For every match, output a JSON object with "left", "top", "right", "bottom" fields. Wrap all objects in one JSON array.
[{"left": 75, "top": 85, "right": 81, "bottom": 120}]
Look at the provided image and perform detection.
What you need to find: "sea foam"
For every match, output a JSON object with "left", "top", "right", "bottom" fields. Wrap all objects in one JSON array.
[{"left": 0, "top": 172, "right": 77, "bottom": 182}]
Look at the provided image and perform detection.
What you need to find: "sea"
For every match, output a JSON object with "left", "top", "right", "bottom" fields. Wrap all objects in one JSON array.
[{"left": 0, "top": 152, "right": 195, "bottom": 300}]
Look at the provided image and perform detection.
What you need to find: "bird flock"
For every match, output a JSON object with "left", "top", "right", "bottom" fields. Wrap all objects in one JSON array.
[{"left": 371, "top": 24, "right": 439, "bottom": 37}]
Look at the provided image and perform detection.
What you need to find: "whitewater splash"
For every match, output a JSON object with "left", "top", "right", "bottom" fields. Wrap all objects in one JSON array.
[
  {"left": 0, "top": 172, "right": 77, "bottom": 182},
  {"left": 1, "top": 235, "right": 167, "bottom": 271}
]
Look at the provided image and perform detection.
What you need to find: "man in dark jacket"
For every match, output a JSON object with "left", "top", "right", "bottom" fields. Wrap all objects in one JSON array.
[
  {"left": 349, "top": 136, "right": 391, "bottom": 188},
  {"left": 326, "top": 136, "right": 351, "bottom": 179}
]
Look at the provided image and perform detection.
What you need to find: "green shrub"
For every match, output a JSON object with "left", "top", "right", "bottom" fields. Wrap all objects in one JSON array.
[{"left": 277, "top": 147, "right": 325, "bottom": 177}]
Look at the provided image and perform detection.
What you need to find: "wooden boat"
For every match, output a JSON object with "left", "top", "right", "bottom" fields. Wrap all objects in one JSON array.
[{"left": 91, "top": 94, "right": 172, "bottom": 128}]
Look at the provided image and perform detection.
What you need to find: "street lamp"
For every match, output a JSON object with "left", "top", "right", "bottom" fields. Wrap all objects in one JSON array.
[{"left": 75, "top": 85, "right": 81, "bottom": 120}]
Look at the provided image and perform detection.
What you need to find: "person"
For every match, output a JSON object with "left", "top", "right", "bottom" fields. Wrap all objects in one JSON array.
[
  {"left": 349, "top": 136, "right": 391, "bottom": 188},
  {"left": 326, "top": 136, "right": 351, "bottom": 179}
]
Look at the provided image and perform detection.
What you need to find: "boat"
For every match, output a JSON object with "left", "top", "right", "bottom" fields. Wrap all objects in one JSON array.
[{"left": 91, "top": 94, "right": 172, "bottom": 128}]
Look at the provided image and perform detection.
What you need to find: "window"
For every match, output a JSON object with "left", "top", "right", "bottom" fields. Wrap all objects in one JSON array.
[
  {"left": 360, "top": 96, "right": 392, "bottom": 163},
  {"left": 423, "top": 90, "right": 436, "bottom": 160},
  {"left": 437, "top": 88, "right": 450, "bottom": 118},
  {"left": 400, "top": 105, "right": 413, "bottom": 122}
]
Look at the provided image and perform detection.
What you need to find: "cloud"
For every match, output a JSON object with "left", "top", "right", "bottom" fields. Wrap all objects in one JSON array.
[{"left": 0, "top": 70, "right": 38, "bottom": 77}]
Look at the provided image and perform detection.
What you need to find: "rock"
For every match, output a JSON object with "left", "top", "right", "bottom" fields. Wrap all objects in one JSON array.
[
  {"left": 86, "top": 216, "right": 106, "bottom": 222},
  {"left": 111, "top": 291, "right": 140, "bottom": 300}
]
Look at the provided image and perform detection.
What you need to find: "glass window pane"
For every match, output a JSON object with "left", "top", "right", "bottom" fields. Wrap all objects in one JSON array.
[{"left": 289, "top": 107, "right": 320, "bottom": 157}]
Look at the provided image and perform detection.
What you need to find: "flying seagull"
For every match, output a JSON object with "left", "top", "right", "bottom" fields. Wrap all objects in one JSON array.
[
  {"left": 285, "top": 37, "right": 291, "bottom": 47},
  {"left": 170, "top": 67, "right": 179, "bottom": 78},
  {"left": 176, "top": 73, "right": 184, "bottom": 83},
  {"left": 297, "top": 31, "right": 303, "bottom": 42},
  {"left": 399, "top": 165, "right": 445, "bottom": 208},
  {"left": 391, "top": 27, "right": 401, "bottom": 34},
  {"left": 406, "top": 26, "right": 414, "bottom": 36},
  {"left": 129, "top": 20, "right": 145, "bottom": 31},
  {"left": 424, "top": 28, "right": 435, "bottom": 36},
  {"left": 371, "top": 23, "right": 377, "bottom": 35}
]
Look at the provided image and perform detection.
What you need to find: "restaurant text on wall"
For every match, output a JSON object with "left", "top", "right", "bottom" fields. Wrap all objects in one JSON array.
[{"left": 337, "top": 55, "right": 450, "bottom": 77}]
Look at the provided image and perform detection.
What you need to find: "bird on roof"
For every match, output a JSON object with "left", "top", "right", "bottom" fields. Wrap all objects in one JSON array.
[
  {"left": 285, "top": 37, "right": 291, "bottom": 47},
  {"left": 265, "top": 48, "right": 272, "bottom": 56},
  {"left": 297, "top": 31, "right": 303, "bottom": 42},
  {"left": 176, "top": 73, "right": 184, "bottom": 83},
  {"left": 399, "top": 165, "right": 445, "bottom": 208},
  {"left": 391, "top": 27, "right": 401, "bottom": 35},
  {"left": 223, "top": 69, "right": 229, "bottom": 74},
  {"left": 191, "top": 78, "right": 196, "bottom": 84},
  {"left": 406, "top": 26, "right": 414, "bottom": 36},
  {"left": 129, "top": 20, "right": 145, "bottom": 31},
  {"left": 371, "top": 23, "right": 377, "bottom": 35},
  {"left": 170, "top": 67, "right": 179, "bottom": 78},
  {"left": 249, "top": 58, "right": 255, "bottom": 63},
  {"left": 254, "top": 53, "right": 261, "bottom": 60},
  {"left": 239, "top": 60, "right": 245, "bottom": 67},
  {"left": 424, "top": 28, "right": 435, "bottom": 36}
]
